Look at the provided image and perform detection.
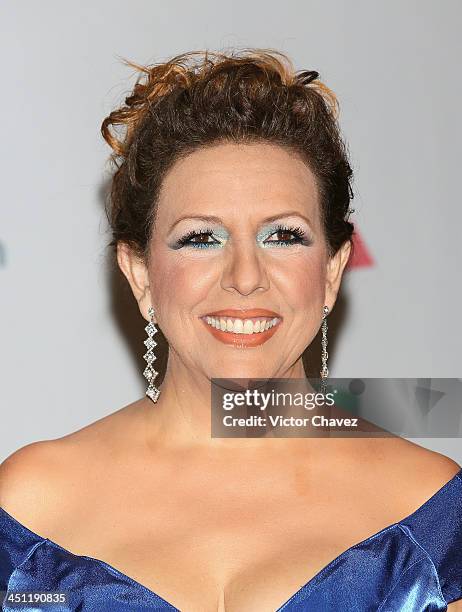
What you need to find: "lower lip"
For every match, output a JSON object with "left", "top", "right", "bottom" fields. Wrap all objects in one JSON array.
[{"left": 200, "top": 318, "right": 281, "bottom": 347}]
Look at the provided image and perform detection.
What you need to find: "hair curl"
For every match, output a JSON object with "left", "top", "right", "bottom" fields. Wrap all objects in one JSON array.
[{"left": 101, "top": 48, "right": 355, "bottom": 264}]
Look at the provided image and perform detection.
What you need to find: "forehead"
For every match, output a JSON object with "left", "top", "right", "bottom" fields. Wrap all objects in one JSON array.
[{"left": 156, "top": 142, "right": 320, "bottom": 226}]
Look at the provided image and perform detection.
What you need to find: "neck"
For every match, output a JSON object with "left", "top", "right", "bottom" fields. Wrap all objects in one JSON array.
[{"left": 142, "top": 354, "right": 319, "bottom": 452}]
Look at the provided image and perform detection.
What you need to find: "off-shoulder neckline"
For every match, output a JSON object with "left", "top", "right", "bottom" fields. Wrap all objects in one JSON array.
[{"left": 1, "top": 467, "right": 461, "bottom": 611}]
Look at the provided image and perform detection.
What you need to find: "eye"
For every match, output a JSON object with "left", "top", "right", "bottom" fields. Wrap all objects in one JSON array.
[
  {"left": 176, "top": 228, "right": 222, "bottom": 249},
  {"left": 263, "top": 224, "right": 309, "bottom": 247}
]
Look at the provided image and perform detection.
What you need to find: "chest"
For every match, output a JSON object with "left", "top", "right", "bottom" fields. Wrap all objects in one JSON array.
[{"left": 47, "top": 488, "right": 399, "bottom": 612}]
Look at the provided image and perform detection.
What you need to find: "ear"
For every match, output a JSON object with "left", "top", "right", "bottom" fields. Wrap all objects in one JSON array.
[
  {"left": 116, "top": 242, "right": 153, "bottom": 321},
  {"left": 324, "top": 240, "right": 352, "bottom": 311}
]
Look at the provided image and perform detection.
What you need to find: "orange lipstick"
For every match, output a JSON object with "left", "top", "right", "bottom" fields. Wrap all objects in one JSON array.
[{"left": 200, "top": 309, "right": 282, "bottom": 347}]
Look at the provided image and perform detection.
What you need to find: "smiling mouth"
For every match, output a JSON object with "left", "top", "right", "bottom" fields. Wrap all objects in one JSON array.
[{"left": 199, "top": 309, "right": 282, "bottom": 346}]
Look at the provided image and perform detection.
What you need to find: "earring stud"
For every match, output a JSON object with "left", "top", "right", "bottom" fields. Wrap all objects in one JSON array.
[{"left": 144, "top": 306, "right": 161, "bottom": 403}]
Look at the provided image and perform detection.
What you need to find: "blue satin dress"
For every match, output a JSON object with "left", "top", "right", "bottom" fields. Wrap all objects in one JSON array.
[{"left": 1, "top": 468, "right": 461, "bottom": 611}]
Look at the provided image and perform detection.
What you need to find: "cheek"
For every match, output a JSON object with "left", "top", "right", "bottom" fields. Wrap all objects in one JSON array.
[
  {"left": 148, "top": 249, "right": 218, "bottom": 312},
  {"left": 273, "top": 249, "right": 326, "bottom": 308},
  {"left": 149, "top": 245, "right": 327, "bottom": 315}
]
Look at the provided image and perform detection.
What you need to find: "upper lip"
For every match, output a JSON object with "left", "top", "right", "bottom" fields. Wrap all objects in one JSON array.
[{"left": 201, "top": 309, "right": 282, "bottom": 318}]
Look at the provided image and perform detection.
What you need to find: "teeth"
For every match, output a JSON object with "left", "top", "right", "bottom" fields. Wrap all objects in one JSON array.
[
  {"left": 243, "top": 319, "right": 254, "bottom": 334},
  {"left": 233, "top": 318, "right": 243, "bottom": 333},
  {"left": 203, "top": 316, "right": 281, "bottom": 334}
]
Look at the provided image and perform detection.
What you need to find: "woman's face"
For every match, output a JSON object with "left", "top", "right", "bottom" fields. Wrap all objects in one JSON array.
[{"left": 119, "top": 142, "right": 350, "bottom": 381}]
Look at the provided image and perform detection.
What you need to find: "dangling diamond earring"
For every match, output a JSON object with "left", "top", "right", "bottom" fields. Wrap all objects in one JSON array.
[
  {"left": 143, "top": 306, "right": 161, "bottom": 403},
  {"left": 320, "top": 305, "right": 329, "bottom": 393}
]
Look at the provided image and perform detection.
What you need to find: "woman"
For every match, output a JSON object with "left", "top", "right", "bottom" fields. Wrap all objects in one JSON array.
[{"left": 1, "top": 48, "right": 461, "bottom": 611}]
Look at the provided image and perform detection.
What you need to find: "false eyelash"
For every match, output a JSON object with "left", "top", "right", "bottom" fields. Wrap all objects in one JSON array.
[
  {"left": 266, "top": 224, "right": 307, "bottom": 244},
  {"left": 176, "top": 227, "right": 220, "bottom": 247},
  {"left": 176, "top": 223, "right": 309, "bottom": 249}
]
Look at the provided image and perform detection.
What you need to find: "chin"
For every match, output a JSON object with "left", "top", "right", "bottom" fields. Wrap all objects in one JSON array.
[{"left": 207, "top": 364, "right": 277, "bottom": 382}]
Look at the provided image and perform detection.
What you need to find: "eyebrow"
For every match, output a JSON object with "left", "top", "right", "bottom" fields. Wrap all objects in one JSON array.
[{"left": 168, "top": 211, "right": 314, "bottom": 233}]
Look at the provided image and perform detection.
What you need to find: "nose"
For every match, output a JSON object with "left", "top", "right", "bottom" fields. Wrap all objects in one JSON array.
[{"left": 220, "top": 240, "right": 270, "bottom": 296}]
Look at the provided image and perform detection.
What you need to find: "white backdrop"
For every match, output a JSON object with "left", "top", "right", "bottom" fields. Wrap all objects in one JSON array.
[{"left": 1, "top": 0, "right": 461, "bottom": 462}]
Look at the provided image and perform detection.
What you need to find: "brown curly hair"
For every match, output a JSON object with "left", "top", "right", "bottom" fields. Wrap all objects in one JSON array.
[{"left": 101, "top": 48, "right": 355, "bottom": 264}]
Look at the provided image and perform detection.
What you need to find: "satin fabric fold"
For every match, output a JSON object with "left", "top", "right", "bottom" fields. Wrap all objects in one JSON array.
[{"left": 1, "top": 469, "right": 461, "bottom": 611}]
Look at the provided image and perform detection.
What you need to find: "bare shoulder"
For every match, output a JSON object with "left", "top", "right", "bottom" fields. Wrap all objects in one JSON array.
[
  {"left": 370, "top": 436, "right": 461, "bottom": 512},
  {"left": 0, "top": 438, "right": 73, "bottom": 533},
  {"left": 0, "top": 398, "right": 146, "bottom": 534},
  {"left": 394, "top": 437, "right": 460, "bottom": 483}
]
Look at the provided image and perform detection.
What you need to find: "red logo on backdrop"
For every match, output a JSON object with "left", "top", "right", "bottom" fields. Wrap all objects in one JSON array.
[{"left": 347, "top": 230, "right": 374, "bottom": 269}]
